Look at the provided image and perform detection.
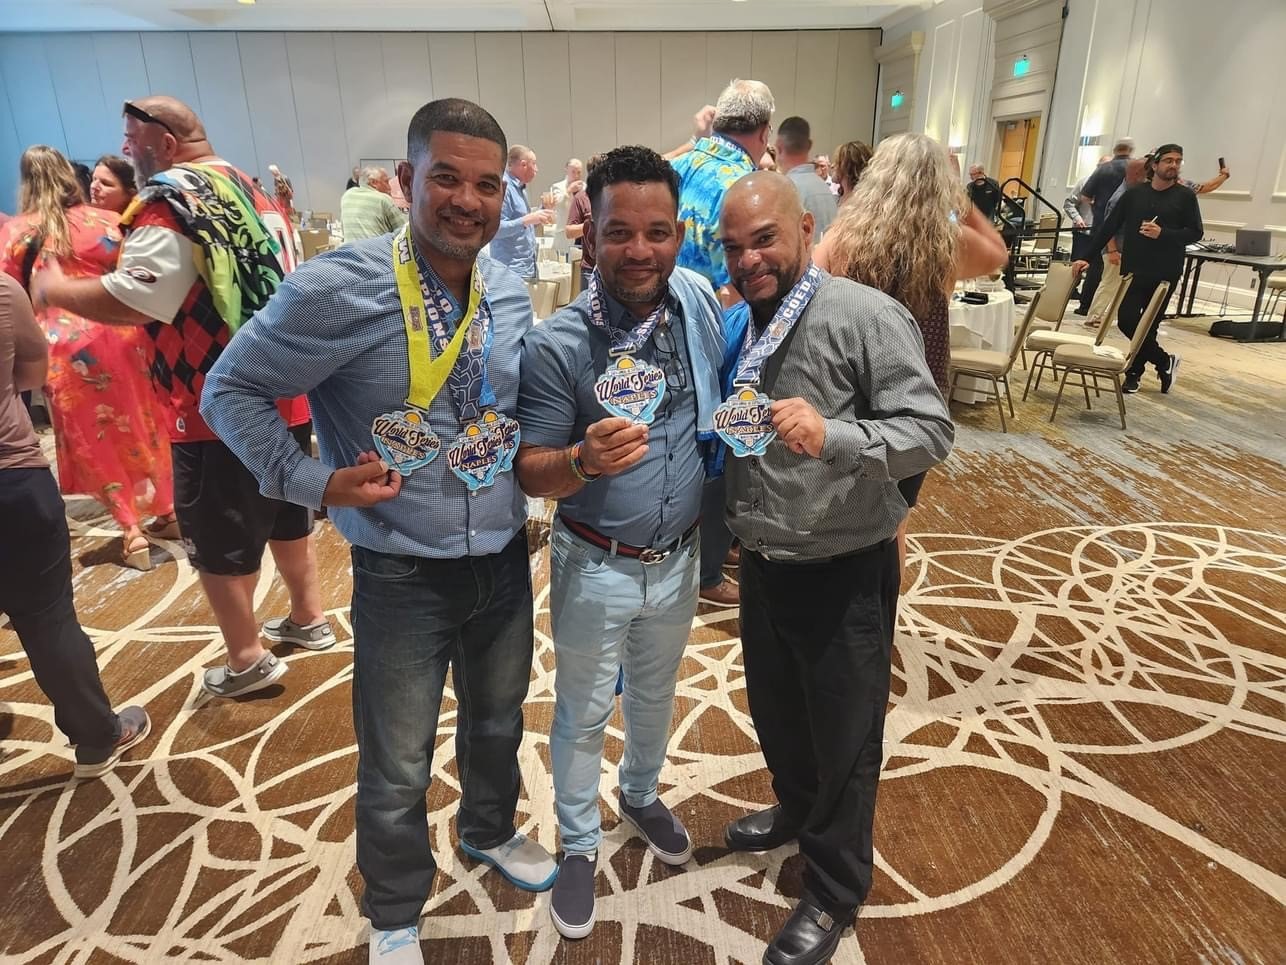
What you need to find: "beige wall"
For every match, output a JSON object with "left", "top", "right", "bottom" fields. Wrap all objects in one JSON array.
[{"left": 0, "top": 29, "right": 879, "bottom": 215}]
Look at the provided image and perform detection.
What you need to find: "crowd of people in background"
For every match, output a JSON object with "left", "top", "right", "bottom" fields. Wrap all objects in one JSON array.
[{"left": 2, "top": 65, "right": 1213, "bottom": 965}]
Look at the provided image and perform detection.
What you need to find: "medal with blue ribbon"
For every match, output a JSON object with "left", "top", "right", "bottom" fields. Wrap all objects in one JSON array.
[
  {"left": 374, "top": 225, "right": 515, "bottom": 487},
  {"left": 586, "top": 271, "right": 669, "bottom": 424},
  {"left": 714, "top": 263, "right": 823, "bottom": 457}
]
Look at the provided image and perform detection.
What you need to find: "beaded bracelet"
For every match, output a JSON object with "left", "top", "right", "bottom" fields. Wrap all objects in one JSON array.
[{"left": 569, "top": 442, "right": 599, "bottom": 484}]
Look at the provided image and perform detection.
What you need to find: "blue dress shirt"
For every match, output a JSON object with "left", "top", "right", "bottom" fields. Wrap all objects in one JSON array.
[
  {"left": 490, "top": 172, "right": 537, "bottom": 279},
  {"left": 200, "top": 234, "right": 533, "bottom": 559},
  {"left": 518, "top": 268, "right": 725, "bottom": 547}
]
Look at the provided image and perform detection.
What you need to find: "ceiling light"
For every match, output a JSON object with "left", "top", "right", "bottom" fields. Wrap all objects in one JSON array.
[{"left": 238, "top": 0, "right": 255, "bottom": 5}]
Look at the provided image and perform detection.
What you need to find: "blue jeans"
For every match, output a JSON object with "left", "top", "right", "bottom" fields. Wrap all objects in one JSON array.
[
  {"left": 548, "top": 518, "right": 699, "bottom": 854},
  {"left": 351, "top": 533, "right": 533, "bottom": 930}
]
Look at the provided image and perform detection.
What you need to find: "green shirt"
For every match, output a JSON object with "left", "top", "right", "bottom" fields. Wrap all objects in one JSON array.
[{"left": 339, "top": 186, "right": 406, "bottom": 241}]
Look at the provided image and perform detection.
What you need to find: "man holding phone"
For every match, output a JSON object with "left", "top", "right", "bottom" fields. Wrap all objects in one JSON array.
[{"left": 1074, "top": 143, "right": 1202, "bottom": 395}]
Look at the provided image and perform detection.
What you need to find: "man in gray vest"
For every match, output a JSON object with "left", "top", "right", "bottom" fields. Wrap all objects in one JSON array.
[{"left": 717, "top": 173, "right": 953, "bottom": 965}]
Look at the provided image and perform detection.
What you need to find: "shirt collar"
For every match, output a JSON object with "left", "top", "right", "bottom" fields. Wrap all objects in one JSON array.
[
  {"left": 505, "top": 171, "right": 526, "bottom": 193},
  {"left": 698, "top": 133, "right": 755, "bottom": 167},
  {"left": 598, "top": 276, "right": 682, "bottom": 329},
  {"left": 787, "top": 163, "right": 816, "bottom": 176}
]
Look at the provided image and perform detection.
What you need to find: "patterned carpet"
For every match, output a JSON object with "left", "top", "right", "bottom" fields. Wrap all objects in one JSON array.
[{"left": 1, "top": 310, "right": 1284, "bottom": 964}]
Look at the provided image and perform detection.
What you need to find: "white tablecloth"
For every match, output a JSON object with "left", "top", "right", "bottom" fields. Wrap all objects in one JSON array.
[{"left": 948, "top": 289, "right": 1016, "bottom": 403}]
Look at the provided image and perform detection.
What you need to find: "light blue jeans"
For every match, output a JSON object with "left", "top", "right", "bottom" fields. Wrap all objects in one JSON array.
[{"left": 548, "top": 517, "right": 700, "bottom": 854}]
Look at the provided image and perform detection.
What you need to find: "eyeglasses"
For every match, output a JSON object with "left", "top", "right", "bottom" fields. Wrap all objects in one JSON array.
[
  {"left": 652, "top": 323, "right": 688, "bottom": 394},
  {"left": 123, "top": 101, "right": 180, "bottom": 140}
]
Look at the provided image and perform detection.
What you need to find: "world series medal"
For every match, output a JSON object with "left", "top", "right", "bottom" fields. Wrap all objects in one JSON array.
[
  {"left": 594, "top": 356, "right": 667, "bottom": 424},
  {"left": 447, "top": 416, "right": 509, "bottom": 492},
  {"left": 714, "top": 388, "right": 777, "bottom": 457},
  {"left": 478, "top": 408, "right": 521, "bottom": 473},
  {"left": 370, "top": 409, "right": 441, "bottom": 475}
]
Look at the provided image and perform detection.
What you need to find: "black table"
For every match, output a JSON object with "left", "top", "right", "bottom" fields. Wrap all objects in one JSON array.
[{"left": 1173, "top": 248, "right": 1286, "bottom": 341}]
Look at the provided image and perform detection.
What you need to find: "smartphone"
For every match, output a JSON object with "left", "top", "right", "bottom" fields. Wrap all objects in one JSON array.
[{"left": 1218, "top": 156, "right": 1226, "bottom": 169}]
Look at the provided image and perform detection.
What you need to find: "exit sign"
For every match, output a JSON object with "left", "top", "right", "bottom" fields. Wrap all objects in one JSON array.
[{"left": 1013, "top": 55, "right": 1030, "bottom": 78}]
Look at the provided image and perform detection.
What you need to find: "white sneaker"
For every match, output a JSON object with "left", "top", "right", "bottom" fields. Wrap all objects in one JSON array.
[
  {"left": 460, "top": 832, "right": 558, "bottom": 891},
  {"left": 369, "top": 926, "right": 423, "bottom": 964}
]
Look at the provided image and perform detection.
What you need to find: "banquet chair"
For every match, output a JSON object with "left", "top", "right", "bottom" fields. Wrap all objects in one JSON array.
[
  {"left": 1048, "top": 280, "right": 1170, "bottom": 430},
  {"left": 1026, "top": 262, "right": 1077, "bottom": 334},
  {"left": 526, "top": 279, "right": 558, "bottom": 320},
  {"left": 1023, "top": 274, "right": 1133, "bottom": 399},
  {"left": 947, "top": 291, "right": 1042, "bottom": 433}
]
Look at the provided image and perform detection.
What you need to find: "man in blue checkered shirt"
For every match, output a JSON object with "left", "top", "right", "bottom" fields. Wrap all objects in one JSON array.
[{"left": 202, "top": 99, "right": 555, "bottom": 965}]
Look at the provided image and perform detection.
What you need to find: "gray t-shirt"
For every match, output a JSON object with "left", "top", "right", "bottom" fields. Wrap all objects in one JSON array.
[
  {"left": 725, "top": 273, "right": 954, "bottom": 561},
  {"left": 787, "top": 165, "right": 839, "bottom": 240}
]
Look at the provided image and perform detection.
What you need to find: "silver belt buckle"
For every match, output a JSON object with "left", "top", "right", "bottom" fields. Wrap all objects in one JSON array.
[{"left": 638, "top": 547, "right": 670, "bottom": 565}]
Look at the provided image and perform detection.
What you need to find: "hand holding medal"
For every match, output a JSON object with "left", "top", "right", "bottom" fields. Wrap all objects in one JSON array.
[
  {"left": 580, "top": 416, "right": 650, "bottom": 477},
  {"left": 770, "top": 397, "right": 826, "bottom": 457},
  {"left": 322, "top": 451, "right": 404, "bottom": 507}
]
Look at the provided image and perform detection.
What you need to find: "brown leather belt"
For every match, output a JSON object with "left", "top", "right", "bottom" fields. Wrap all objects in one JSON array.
[{"left": 559, "top": 515, "right": 700, "bottom": 565}]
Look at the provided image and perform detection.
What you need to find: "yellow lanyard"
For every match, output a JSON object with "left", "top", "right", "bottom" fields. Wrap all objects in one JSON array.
[{"left": 392, "top": 225, "right": 485, "bottom": 411}]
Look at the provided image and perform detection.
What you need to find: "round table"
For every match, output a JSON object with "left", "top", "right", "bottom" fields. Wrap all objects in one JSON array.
[{"left": 948, "top": 289, "right": 1016, "bottom": 403}]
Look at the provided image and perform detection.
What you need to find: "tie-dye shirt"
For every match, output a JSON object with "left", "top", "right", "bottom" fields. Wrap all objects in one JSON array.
[{"left": 672, "top": 134, "right": 757, "bottom": 289}]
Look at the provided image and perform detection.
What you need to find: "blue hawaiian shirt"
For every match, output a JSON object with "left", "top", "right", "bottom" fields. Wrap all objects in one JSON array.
[{"left": 672, "top": 135, "right": 757, "bottom": 290}]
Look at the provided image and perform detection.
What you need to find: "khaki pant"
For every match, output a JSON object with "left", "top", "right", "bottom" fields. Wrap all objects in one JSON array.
[{"left": 1088, "top": 256, "right": 1123, "bottom": 322}]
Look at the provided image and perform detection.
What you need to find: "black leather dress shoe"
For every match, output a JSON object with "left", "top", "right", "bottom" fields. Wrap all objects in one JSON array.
[
  {"left": 724, "top": 805, "right": 799, "bottom": 852},
  {"left": 762, "top": 897, "right": 853, "bottom": 965}
]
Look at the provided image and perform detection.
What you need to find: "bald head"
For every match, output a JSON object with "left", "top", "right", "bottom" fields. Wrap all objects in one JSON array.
[
  {"left": 719, "top": 172, "right": 814, "bottom": 316},
  {"left": 1124, "top": 157, "right": 1148, "bottom": 186},
  {"left": 128, "top": 96, "right": 208, "bottom": 143},
  {"left": 122, "top": 95, "right": 213, "bottom": 181}
]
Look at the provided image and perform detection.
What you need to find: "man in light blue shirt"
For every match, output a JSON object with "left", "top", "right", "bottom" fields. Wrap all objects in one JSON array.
[
  {"left": 515, "top": 146, "right": 725, "bottom": 941},
  {"left": 490, "top": 144, "right": 554, "bottom": 279},
  {"left": 201, "top": 98, "right": 555, "bottom": 965}
]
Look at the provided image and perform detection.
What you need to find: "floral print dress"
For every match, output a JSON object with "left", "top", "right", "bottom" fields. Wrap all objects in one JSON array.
[{"left": 0, "top": 205, "right": 173, "bottom": 529}]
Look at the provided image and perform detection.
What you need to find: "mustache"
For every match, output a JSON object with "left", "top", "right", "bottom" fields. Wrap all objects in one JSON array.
[{"left": 437, "top": 205, "right": 484, "bottom": 224}]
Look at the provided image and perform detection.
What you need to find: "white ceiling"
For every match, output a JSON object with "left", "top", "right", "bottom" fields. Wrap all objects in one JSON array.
[{"left": 0, "top": 0, "right": 928, "bottom": 33}]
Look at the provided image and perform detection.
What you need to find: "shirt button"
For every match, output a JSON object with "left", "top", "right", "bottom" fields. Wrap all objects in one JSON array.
[
  {"left": 826, "top": 457, "right": 836, "bottom": 466},
  {"left": 668, "top": 453, "right": 674, "bottom": 461},
  {"left": 752, "top": 500, "right": 761, "bottom": 510},
  {"left": 469, "top": 529, "right": 476, "bottom": 536},
  {"left": 756, "top": 538, "right": 766, "bottom": 548}
]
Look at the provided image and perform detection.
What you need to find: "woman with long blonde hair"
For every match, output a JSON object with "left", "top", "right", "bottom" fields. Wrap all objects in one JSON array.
[
  {"left": 815, "top": 134, "right": 1007, "bottom": 569},
  {"left": 0, "top": 145, "right": 175, "bottom": 569}
]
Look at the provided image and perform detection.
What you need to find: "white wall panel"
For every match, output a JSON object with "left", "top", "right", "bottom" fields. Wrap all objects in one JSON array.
[
  {"left": 834, "top": 30, "right": 879, "bottom": 147},
  {"left": 0, "top": 70, "right": 24, "bottom": 208},
  {"left": 0, "top": 28, "right": 879, "bottom": 217},
  {"left": 568, "top": 33, "right": 617, "bottom": 163},
  {"left": 379, "top": 32, "right": 433, "bottom": 161},
  {"left": 332, "top": 33, "right": 387, "bottom": 167},
  {"left": 43, "top": 34, "right": 109, "bottom": 163},
  {"left": 614, "top": 33, "right": 661, "bottom": 151},
  {"left": 793, "top": 31, "right": 840, "bottom": 162},
  {"left": 521, "top": 33, "right": 573, "bottom": 182},
  {"left": 189, "top": 33, "right": 257, "bottom": 181},
  {"left": 660, "top": 34, "right": 707, "bottom": 154},
  {"left": 475, "top": 33, "right": 528, "bottom": 150},
  {"left": 141, "top": 33, "right": 202, "bottom": 112},
  {"left": 0, "top": 36, "right": 67, "bottom": 156},
  {"left": 750, "top": 31, "right": 797, "bottom": 120},
  {"left": 91, "top": 32, "right": 151, "bottom": 137},
  {"left": 237, "top": 33, "right": 306, "bottom": 194},
  {"left": 704, "top": 32, "right": 753, "bottom": 103},
  {"left": 428, "top": 33, "right": 479, "bottom": 103},
  {"left": 285, "top": 33, "right": 349, "bottom": 213}
]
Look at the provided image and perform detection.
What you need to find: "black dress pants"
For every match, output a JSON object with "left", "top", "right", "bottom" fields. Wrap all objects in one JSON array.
[
  {"left": 1116, "top": 273, "right": 1176, "bottom": 378},
  {"left": 739, "top": 538, "right": 900, "bottom": 914},
  {"left": 0, "top": 467, "right": 119, "bottom": 749},
  {"left": 1078, "top": 250, "right": 1103, "bottom": 313}
]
